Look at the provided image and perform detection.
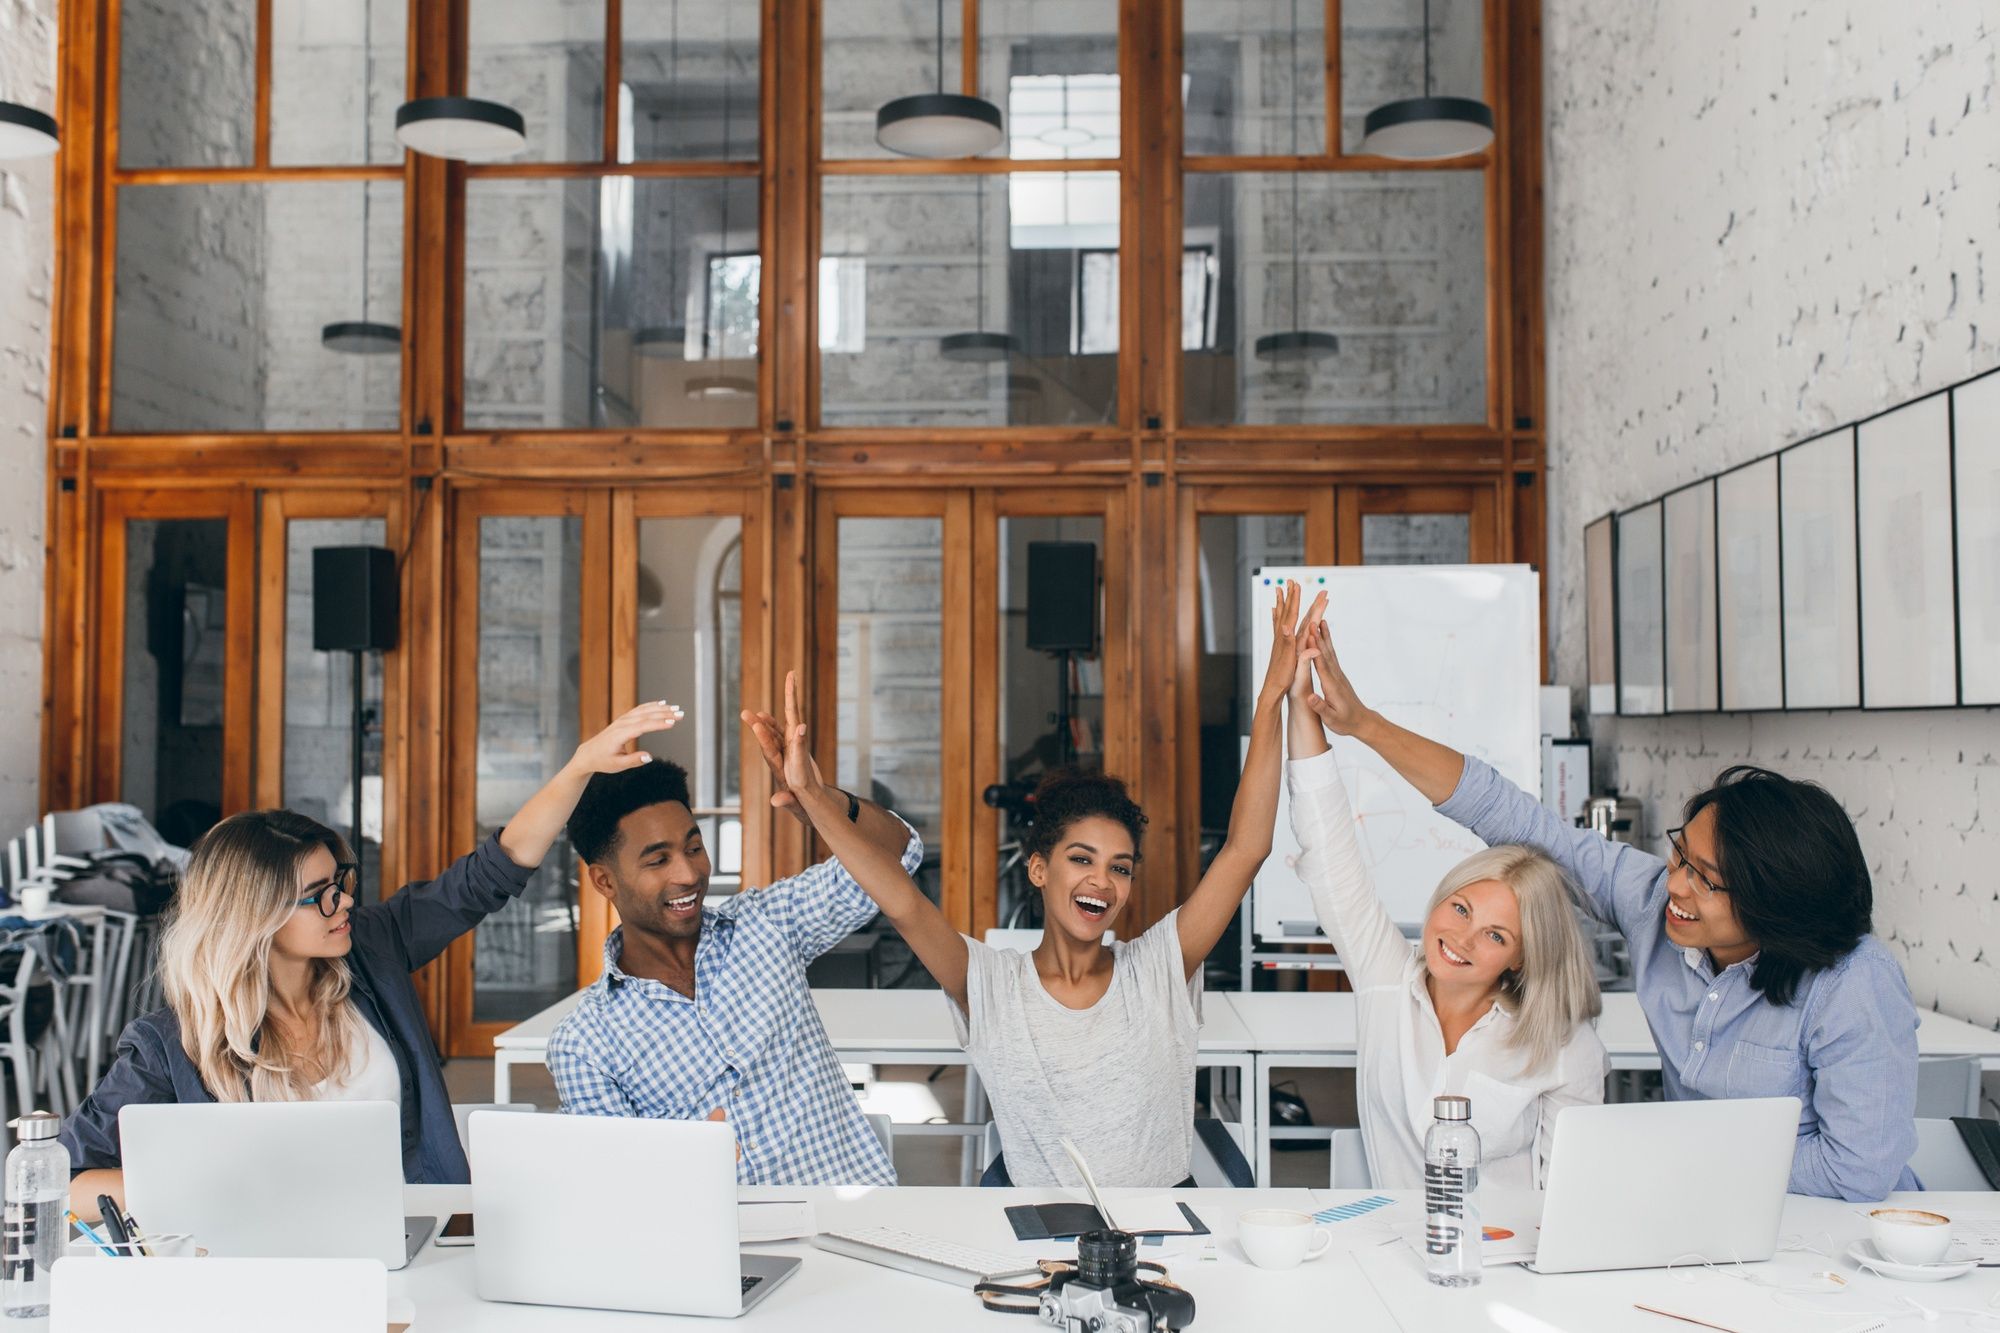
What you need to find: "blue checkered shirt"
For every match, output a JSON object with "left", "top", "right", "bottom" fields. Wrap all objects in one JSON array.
[{"left": 546, "top": 823, "right": 920, "bottom": 1186}]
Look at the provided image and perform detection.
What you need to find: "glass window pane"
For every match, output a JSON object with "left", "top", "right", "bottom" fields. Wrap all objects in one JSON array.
[
  {"left": 1361, "top": 512, "right": 1469, "bottom": 563},
  {"left": 473, "top": 515, "right": 583, "bottom": 1023},
  {"left": 469, "top": 0, "right": 607, "bottom": 163},
  {"left": 1181, "top": 170, "right": 1486, "bottom": 426},
  {"left": 636, "top": 514, "right": 746, "bottom": 891},
  {"left": 464, "top": 177, "right": 758, "bottom": 430},
  {"left": 1182, "top": 0, "right": 1327, "bottom": 157},
  {"left": 822, "top": 0, "right": 1118, "bottom": 161},
  {"left": 271, "top": 0, "right": 408, "bottom": 166},
  {"left": 819, "top": 173, "right": 1117, "bottom": 428},
  {"left": 996, "top": 516, "right": 1104, "bottom": 929},
  {"left": 118, "top": 0, "right": 255, "bottom": 168},
  {"left": 112, "top": 182, "right": 404, "bottom": 433},
  {"left": 1340, "top": 0, "right": 1484, "bottom": 155},
  {"left": 620, "top": 0, "right": 761, "bottom": 162},
  {"left": 121, "top": 519, "right": 230, "bottom": 843},
  {"left": 282, "top": 519, "right": 388, "bottom": 894}
]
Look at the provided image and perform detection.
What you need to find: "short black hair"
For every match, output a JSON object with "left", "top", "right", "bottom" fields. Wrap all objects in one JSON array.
[
  {"left": 566, "top": 759, "right": 692, "bottom": 866},
  {"left": 1023, "top": 769, "right": 1148, "bottom": 863},
  {"left": 1684, "top": 765, "right": 1871, "bottom": 1007}
]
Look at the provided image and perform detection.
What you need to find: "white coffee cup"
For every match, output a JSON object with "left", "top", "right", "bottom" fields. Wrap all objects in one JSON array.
[
  {"left": 1237, "top": 1209, "right": 1332, "bottom": 1271},
  {"left": 1869, "top": 1207, "right": 1954, "bottom": 1266},
  {"left": 15, "top": 884, "right": 50, "bottom": 915}
]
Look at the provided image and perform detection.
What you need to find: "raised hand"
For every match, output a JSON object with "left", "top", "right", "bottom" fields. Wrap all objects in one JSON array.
[
  {"left": 777, "top": 671, "right": 833, "bottom": 809},
  {"left": 568, "top": 701, "right": 683, "bottom": 775},
  {"left": 741, "top": 700, "right": 811, "bottom": 827},
  {"left": 1257, "top": 580, "right": 1327, "bottom": 705},
  {"left": 1305, "top": 620, "right": 1375, "bottom": 738}
]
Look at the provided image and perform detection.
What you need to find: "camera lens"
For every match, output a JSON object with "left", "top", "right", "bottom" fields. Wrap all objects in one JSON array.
[{"left": 1076, "top": 1229, "right": 1138, "bottom": 1288}]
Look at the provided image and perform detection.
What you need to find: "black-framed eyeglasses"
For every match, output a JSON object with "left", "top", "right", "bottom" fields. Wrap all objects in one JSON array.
[
  {"left": 1665, "top": 827, "right": 1725, "bottom": 898},
  {"left": 296, "top": 864, "right": 359, "bottom": 917}
]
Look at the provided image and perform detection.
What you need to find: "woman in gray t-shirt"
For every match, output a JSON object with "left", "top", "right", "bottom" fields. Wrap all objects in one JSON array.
[{"left": 765, "top": 581, "right": 1321, "bottom": 1188}]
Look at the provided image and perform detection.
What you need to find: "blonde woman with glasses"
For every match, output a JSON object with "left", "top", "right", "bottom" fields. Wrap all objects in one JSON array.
[
  {"left": 1285, "top": 633, "right": 1606, "bottom": 1192},
  {"left": 60, "top": 702, "right": 683, "bottom": 1220}
]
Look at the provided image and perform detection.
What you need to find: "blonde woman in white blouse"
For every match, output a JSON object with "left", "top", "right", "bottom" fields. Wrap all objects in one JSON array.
[{"left": 1286, "top": 626, "right": 1607, "bottom": 1192}]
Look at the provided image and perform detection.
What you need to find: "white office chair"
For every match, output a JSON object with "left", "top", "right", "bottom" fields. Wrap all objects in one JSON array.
[
  {"left": 1329, "top": 1127, "right": 1372, "bottom": 1189},
  {"left": 452, "top": 1101, "right": 536, "bottom": 1155},
  {"left": 1910, "top": 1118, "right": 1995, "bottom": 1191}
]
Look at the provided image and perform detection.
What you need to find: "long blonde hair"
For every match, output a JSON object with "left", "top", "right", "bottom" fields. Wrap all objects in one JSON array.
[
  {"left": 1427, "top": 846, "right": 1601, "bottom": 1077},
  {"left": 159, "top": 810, "right": 364, "bottom": 1103}
]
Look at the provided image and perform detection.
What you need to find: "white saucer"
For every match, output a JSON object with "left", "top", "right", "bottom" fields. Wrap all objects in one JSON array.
[{"left": 1845, "top": 1239, "right": 1977, "bottom": 1282}]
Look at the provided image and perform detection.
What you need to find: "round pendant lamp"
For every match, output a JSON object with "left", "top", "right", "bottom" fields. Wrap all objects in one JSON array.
[
  {"left": 395, "top": 96, "right": 526, "bottom": 162},
  {"left": 940, "top": 176, "right": 1016, "bottom": 362},
  {"left": 0, "top": 102, "right": 58, "bottom": 159},
  {"left": 1256, "top": 0, "right": 1338, "bottom": 365},
  {"left": 875, "top": 0, "right": 1003, "bottom": 158},
  {"left": 686, "top": 374, "right": 756, "bottom": 400},
  {"left": 1359, "top": 0, "right": 1494, "bottom": 160},
  {"left": 326, "top": 8, "right": 402, "bottom": 357},
  {"left": 321, "top": 320, "right": 401, "bottom": 355}
]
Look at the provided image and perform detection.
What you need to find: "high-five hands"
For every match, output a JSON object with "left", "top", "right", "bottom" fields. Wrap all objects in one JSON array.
[
  {"left": 1302, "top": 619, "right": 1376, "bottom": 738},
  {"left": 775, "top": 670, "right": 834, "bottom": 808},
  {"left": 742, "top": 683, "right": 814, "bottom": 828},
  {"left": 1260, "top": 579, "right": 1328, "bottom": 705},
  {"left": 567, "top": 702, "right": 684, "bottom": 776}
]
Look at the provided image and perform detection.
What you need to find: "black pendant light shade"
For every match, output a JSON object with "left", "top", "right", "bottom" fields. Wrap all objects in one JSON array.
[
  {"left": 939, "top": 330, "right": 1015, "bottom": 363},
  {"left": 321, "top": 320, "right": 401, "bottom": 355},
  {"left": 632, "top": 325, "right": 689, "bottom": 358},
  {"left": 1359, "top": 95, "right": 1493, "bottom": 160},
  {"left": 1254, "top": 329, "right": 1340, "bottom": 362},
  {"left": 0, "top": 102, "right": 58, "bottom": 159},
  {"left": 876, "top": 92, "right": 1004, "bottom": 158},
  {"left": 395, "top": 96, "right": 527, "bottom": 161}
]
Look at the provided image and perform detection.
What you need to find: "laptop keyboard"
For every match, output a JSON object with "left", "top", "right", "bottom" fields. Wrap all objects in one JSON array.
[{"left": 742, "top": 1275, "right": 762, "bottom": 1295}]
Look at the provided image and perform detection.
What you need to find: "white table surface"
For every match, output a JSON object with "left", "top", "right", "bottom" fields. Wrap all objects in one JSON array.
[{"left": 397, "top": 1183, "right": 1402, "bottom": 1330}]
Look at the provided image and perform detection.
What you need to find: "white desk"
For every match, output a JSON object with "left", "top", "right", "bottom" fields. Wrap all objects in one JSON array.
[
  {"left": 493, "top": 987, "right": 1263, "bottom": 1184},
  {"left": 397, "top": 1183, "right": 1402, "bottom": 1330}
]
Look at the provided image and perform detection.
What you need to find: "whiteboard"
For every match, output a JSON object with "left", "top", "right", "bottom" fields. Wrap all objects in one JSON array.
[{"left": 1249, "top": 565, "right": 1542, "bottom": 937}]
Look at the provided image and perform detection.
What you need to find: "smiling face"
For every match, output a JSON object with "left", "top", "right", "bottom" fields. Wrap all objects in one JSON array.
[
  {"left": 1029, "top": 815, "right": 1137, "bottom": 945},
  {"left": 1422, "top": 877, "right": 1524, "bottom": 993},
  {"left": 583, "top": 800, "right": 712, "bottom": 942},
  {"left": 269, "top": 844, "right": 355, "bottom": 963},
  {"left": 1663, "top": 805, "right": 1755, "bottom": 961}
]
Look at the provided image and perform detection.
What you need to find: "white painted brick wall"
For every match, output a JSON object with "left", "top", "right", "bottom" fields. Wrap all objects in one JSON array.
[
  {"left": 1543, "top": 3, "right": 2000, "bottom": 1034},
  {"left": 0, "top": 0, "right": 54, "bottom": 834}
]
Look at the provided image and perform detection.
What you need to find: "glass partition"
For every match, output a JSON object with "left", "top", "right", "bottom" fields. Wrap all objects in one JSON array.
[{"left": 120, "top": 519, "right": 231, "bottom": 842}]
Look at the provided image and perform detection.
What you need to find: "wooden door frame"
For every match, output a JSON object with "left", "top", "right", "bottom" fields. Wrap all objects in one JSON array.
[
  {"left": 1335, "top": 483, "right": 1502, "bottom": 565},
  {"left": 810, "top": 487, "right": 975, "bottom": 937},
  {"left": 442, "top": 484, "right": 609, "bottom": 1057},
  {"left": 254, "top": 489, "right": 408, "bottom": 893},
  {"left": 90, "top": 486, "right": 257, "bottom": 816}
]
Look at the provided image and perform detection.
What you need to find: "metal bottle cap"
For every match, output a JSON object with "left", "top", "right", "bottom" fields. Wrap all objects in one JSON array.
[
  {"left": 8, "top": 1110, "right": 62, "bottom": 1141},
  {"left": 1433, "top": 1095, "right": 1471, "bottom": 1121}
]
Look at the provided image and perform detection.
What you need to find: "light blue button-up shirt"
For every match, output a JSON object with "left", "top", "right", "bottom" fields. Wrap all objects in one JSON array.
[
  {"left": 1438, "top": 757, "right": 1919, "bottom": 1201},
  {"left": 546, "top": 823, "right": 922, "bottom": 1186}
]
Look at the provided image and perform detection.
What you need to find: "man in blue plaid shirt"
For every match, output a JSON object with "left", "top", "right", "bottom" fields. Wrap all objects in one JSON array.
[{"left": 546, "top": 696, "right": 921, "bottom": 1186}]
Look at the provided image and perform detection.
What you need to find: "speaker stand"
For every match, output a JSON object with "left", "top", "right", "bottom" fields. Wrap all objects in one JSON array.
[
  {"left": 349, "top": 649, "right": 368, "bottom": 905},
  {"left": 1053, "top": 647, "right": 1076, "bottom": 768}
]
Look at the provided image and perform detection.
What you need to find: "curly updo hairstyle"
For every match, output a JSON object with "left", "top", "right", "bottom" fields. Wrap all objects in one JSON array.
[{"left": 1022, "top": 769, "right": 1149, "bottom": 864}]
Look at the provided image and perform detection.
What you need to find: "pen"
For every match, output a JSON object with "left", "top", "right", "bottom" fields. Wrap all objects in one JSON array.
[
  {"left": 66, "top": 1211, "right": 119, "bottom": 1258},
  {"left": 95, "top": 1195, "right": 131, "bottom": 1254},
  {"left": 120, "top": 1210, "right": 154, "bottom": 1257}
]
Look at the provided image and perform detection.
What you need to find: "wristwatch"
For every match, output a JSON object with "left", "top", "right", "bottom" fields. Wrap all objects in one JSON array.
[{"left": 844, "top": 788, "right": 862, "bottom": 824}]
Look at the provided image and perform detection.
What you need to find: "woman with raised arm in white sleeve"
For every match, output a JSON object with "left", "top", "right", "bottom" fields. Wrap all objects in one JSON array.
[{"left": 1285, "top": 634, "right": 1607, "bottom": 1192}]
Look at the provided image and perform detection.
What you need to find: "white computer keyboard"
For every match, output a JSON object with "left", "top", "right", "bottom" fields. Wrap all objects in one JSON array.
[{"left": 811, "top": 1225, "right": 1042, "bottom": 1288}]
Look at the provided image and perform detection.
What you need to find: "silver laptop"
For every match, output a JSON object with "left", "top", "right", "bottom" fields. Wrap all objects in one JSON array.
[
  {"left": 470, "top": 1111, "right": 800, "bottom": 1318},
  {"left": 1528, "top": 1096, "right": 1800, "bottom": 1273},
  {"left": 120, "top": 1101, "right": 434, "bottom": 1269}
]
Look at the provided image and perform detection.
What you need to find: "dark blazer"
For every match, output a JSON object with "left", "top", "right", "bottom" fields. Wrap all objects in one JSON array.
[{"left": 58, "top": 835, "right": 533, "bottom": 1184}]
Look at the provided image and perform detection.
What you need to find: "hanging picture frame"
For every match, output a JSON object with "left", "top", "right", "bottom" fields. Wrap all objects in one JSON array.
[
  {"left": 1856, "top": 394, "right": 1956, "bottom": 708},
  {"left": 1663, "top": 479, "right": 1719, "bottom": 712},
  {"left": 1714, "top": 455, "right": 1783, "bottom": 711},
  {"left": 1779, "top": 428, "right": 1861, "bottom": 710},
  {"left": 1583, "top": 514, "right": 1617, "bottom": 715},
  {"left": 1953, "top": 370, "right": 2000, "bottom": 705},
  {"left": 1616, "top": 501, "right": 1665, "bottom": 716}
]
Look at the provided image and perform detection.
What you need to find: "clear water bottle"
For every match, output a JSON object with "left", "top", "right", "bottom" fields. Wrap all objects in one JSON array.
[
  {"left": 5, "top": 1111, "right": 71, "bottom": 1319},
  {"left": 1423, "top": 1094, "right": 1481, "bottom": 1287}
]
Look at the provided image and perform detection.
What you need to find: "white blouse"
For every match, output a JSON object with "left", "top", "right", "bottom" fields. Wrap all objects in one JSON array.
[
  {"left": 310, "top": 1010, "right": 402, "bottom": 1106},
  {"left": 1287, "top": 750, "right": 1607, "bottom": 1193}
]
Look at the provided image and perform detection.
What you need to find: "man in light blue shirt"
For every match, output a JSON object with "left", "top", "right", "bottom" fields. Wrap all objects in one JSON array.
[
  {"left": 546, "top": 725, "right": 922, "bottom": 1186},
  {"left": 1299, "top": 624, "right": 1920, "bottom": 1202}
]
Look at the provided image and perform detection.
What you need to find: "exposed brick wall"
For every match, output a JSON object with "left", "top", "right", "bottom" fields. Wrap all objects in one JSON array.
[
  {"left": 0, "top": 0, "right": 55, "bottom": 834},
  {"left": 1543, "top": 3, "right": 2000, "bottom": 1034}
]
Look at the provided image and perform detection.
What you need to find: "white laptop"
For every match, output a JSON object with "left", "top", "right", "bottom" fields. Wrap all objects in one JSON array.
[
  {"left": 119, "top": 1101, "right": 433, "bottom": 1269},
  {"left": 1527, "top": 1096, "right": 1801, "bottom": 1273},
  {"left": 52, "top": 1257, "right": 386, "bottom": 1333},
  {"left": 471, "top": 1111, "right": 800, "bottom": 1319}
]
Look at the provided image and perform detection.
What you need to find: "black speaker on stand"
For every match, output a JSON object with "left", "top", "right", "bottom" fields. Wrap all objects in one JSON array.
[
  {"left": 1025, "top": 541, "right": 1098, "bottom": 767},
  {"left": 313, "top": 547, "right": 398, "bottom": 904}
]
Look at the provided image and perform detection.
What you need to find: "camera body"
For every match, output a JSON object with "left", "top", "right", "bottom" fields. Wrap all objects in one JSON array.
[{"left": 1034, "top": 1231, "right": 1195, "bottom": 1333}]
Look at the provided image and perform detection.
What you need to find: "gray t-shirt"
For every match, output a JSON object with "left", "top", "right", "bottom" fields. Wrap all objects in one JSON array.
[{"left": 948, "top": 910, "right": 1202, "bottom": 1188}]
